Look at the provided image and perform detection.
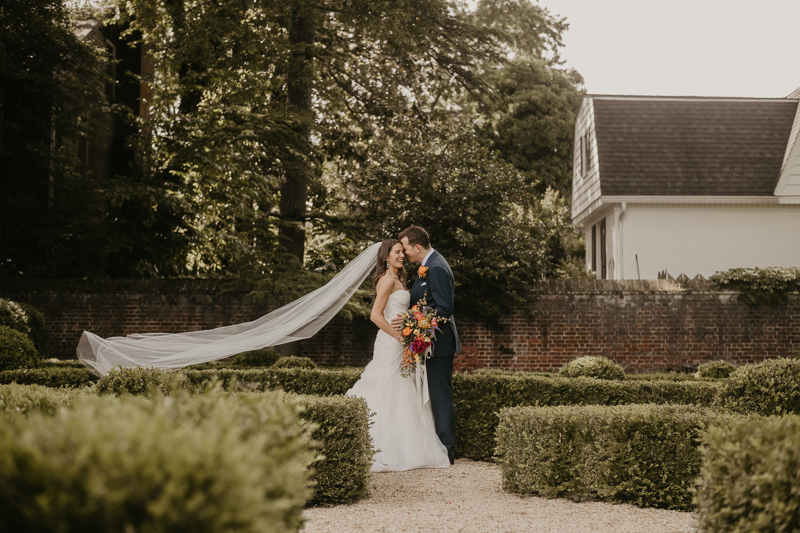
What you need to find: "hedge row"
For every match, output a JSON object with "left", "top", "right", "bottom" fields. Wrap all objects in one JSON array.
[
  {"left": 496, "top": 404, "right": 744, "bottom": 511},
  {"left": 0, "top": 367, "right": 98, "bottom": 388},
  {"left": 0, "top": 388, "right": 313, "bottom": 532},
  {"left": 0, "top": 383, "right": 88, "bottom": 416},
  {"left": 5, "top": 376, "right": 374, "bottom": 507},
  {"left": 291, "top": 394, "right": 374, "bottom": 504},
  {"left": 695, "top": 415, "right": 800, "bottom": 531},
  {"left": 453, "top": 372, "right": 723, "bottom": 461},
  {"left": 94, "top": 367, "right": 362, "bottom": 397}
]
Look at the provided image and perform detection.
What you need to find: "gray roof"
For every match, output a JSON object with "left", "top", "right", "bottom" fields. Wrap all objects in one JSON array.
[{"left": 592, "top": 96, "right": 798, "bottom": 196}]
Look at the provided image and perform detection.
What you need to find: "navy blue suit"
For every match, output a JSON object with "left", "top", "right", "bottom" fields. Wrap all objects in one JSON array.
[{"left": 409, "top": 250, "right": 460, "bottom": 461}]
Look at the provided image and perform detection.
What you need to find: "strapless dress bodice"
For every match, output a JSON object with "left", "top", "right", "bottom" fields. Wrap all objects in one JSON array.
[{"left": 384, "top": 291, "right": 410, "bottom": 321}]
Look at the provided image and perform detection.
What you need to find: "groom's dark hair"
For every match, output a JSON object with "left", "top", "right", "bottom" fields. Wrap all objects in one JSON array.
[{"left": 398, "top": 226, "right": 430, "bottom": 249}]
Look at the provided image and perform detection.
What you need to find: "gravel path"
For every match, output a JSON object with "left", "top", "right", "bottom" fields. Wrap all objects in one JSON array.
[{"left": 302, "top": 459, "right": 695, "bottom": 533}]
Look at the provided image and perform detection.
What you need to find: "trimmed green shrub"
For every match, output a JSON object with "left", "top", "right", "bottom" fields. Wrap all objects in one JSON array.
[
  {"left": 695, "top": 415, "right": 800, "bottom": 532},
  {"left": 453, "top": 371, "right": 723, "bottom": 461},
  {"left": 560, "top": 356, "right": 625, "bottom": 380},
  {"left": 0, "top": 325, "right": 39, "bottom": 371},
  {"left": 97, "top": 367, "right": 363, "bottom": 397},
  {"left": 0, "top": 299, "right": 49, "bottom": 357},
  {"left": 0, "top": 367, "right": 98, "bottom": 388},
  {"left": 0, "top": 388, "right": 313, "bottom": 532},
  {"left": 39, "top": 358, "right": 85, "bottom": 368},
  {"left": 290, "top": 394, "right": 374, "bottom": 504},
  {"left": 234, "top": 348, "right": 282, "bottom": 367},
  {"left": 0, "top": 383, "right": 86, "bottom": 417},
  {"left": 697, "top": 360, "right": 736, "bottom": 379},
  {"left": 273, "top": 355, "right": 317, "bottom": 370},
  {"left": 626, "top": 372, "right": 703, "bottom": 381},
  {"left": 497, "top": 404, "right": 743, "bottom": 510},
  {"left": 718, "top": 358, "right": 800, "bottom": 415},
  {"left": 96, "top": 366, "right": 185, "bottom": 397}
]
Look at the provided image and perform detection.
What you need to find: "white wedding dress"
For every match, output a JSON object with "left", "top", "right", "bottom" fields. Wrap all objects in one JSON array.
[{"left": 346, "top": 290, "right": 450, "bottom": 472}]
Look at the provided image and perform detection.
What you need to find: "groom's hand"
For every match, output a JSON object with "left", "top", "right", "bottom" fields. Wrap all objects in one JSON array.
[{"left": 390, "top": 314, "right": 404, "bottom": 331}]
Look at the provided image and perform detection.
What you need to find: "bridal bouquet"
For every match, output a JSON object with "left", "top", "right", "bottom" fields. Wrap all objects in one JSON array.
[{"left": 398, "top": 296, "right": 448, "bottom": 378}]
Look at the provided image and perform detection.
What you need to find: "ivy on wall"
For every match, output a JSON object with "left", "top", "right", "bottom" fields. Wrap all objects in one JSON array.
[{"left": 710, "top": 267, "right": 800, "bottom": 307}]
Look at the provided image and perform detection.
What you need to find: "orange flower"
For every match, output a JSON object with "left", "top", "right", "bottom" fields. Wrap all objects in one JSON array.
[
  {"left": 414, "top": 311, "right": 424, "bottom": 320},
  {"left": 402, "top": 326, "right": 413, "bottom": 336},
  {"left": 417, "top": 318, "right": 430, "bottom": 329},
  {"left": 418, "top": 266, "right": 428, "bottom": 277}
]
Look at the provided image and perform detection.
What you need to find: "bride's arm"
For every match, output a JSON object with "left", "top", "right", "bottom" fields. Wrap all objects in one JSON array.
[{"left": 371, "top": 276, "right": 404, "bottom": 342}]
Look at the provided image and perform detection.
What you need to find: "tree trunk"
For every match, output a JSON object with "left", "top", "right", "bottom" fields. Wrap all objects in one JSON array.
[{"left": 281, "top": 3, "right": 316, "bottom": 263}]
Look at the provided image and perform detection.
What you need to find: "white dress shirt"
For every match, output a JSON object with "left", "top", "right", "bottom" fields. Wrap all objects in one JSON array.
[{"left": 421, "top": 248, "right": 435, "bottom": 267}]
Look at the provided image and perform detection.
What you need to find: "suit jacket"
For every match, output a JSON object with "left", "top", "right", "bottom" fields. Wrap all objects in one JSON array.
[{"left": 409, "top": 250, "right": 461, "bottom": 357}]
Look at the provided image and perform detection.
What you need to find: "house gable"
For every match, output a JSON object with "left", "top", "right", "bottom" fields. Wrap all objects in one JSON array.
[
  {"left": 571, "top": 96, "right": 601, "bottom": 224},
  {"left": 775, "top": 90, "right": 800, "bottom": 202}
]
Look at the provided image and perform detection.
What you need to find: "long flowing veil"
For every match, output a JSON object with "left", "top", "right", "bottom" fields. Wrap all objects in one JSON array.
[{"left": 77, "top": 242, "right": 382, "bottom": 377}]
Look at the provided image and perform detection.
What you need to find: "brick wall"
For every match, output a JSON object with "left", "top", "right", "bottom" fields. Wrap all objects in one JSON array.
[{"left": 1, "top": 279, "right": 797, "bottom": 371}]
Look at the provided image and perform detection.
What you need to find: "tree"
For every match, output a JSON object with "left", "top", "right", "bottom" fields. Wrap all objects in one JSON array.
[
  {"left": 0, "top": 0, "right": 106, "bottom": 277},
  {"left": 348, "top": 119, "right": 576, "bottom": 320}
]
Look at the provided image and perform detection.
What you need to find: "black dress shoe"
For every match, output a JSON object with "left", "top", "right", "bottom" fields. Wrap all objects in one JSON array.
[{"left": 449, "top": 455, "right": 455, "bottom": 465}]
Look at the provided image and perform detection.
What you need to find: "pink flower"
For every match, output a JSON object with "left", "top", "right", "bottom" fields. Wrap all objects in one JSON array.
[{"left": 411, "top": 339, "right": 431, "bottom": 353}]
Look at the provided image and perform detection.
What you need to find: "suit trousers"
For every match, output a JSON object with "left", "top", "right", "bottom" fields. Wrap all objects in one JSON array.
[{"left": 426, "top": 355, "right": 455, "bottom": 460}]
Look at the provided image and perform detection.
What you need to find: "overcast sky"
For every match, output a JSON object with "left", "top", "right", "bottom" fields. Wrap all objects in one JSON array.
[{"left": 484, "top": 0, "right": 800, "bottom": 98}]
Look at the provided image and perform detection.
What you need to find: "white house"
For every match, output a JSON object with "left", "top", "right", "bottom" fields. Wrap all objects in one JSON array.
[{"left": 571, "top": 89, "right": 800, "bottom": 280}]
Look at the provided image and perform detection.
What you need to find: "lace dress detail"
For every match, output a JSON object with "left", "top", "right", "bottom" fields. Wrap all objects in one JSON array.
[{"left": 346, "top": 290, "right": 450, "bottom": 472}]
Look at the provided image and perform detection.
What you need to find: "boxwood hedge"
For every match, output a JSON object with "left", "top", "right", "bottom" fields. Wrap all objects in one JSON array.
[
  {"left": 717, "top": 357, "right": 800, "bottom": 416},
  {"left": 0, "top": 367, "right": 98, "bottom": 388},
  {"left": 453, "top": 372, "right": 723, "bottom": 461},
  {"left": 496, "top": 404, "right": 743, "bottom": 510},
  {"left": 95, "top": 367, "right": 362, "bottom": 397},
  {"left": 291, "top": 394, "right": 374, "bottom": 504},
  {"left": 0, "top": 388, "right": 313, "bottom": 532},
  {"left": 695, "top": 415, "right": 800, "bottom": 532}
]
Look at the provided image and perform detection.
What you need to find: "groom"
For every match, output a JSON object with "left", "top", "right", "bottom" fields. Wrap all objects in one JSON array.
[{"left": 395, "top": 226, "right": 460, "bottom": 465}]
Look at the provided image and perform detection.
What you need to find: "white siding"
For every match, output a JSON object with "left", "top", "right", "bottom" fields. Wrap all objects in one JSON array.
[
  {"left": 571, "top": 96, "right": 601, "bottom": 224},
  {"left": 781, "top": 99, "right": 800, "bottom": 174},
  {"left": 616, "top": 204, "right": 800, "bottom": 279}
]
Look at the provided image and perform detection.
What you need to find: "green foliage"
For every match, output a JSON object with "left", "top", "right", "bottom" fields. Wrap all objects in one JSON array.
[
  {"left": 625, "top": 372, "right": 707, "bottom": 382},
  {"left": 97, "top": 367, "right": 362, "bottom": 397},
  {"left": 0, "top": 367, "right": 97, "bottom": 388},
  {"left": 96, "top": 367, "right": 188, "bottom": 397},
  {"left": 559, "top": 356, "right": 625, "bottom": 380},
  {"left": 0, "top": 299, "right": 49, "bottom": 356},
  {"left": 273, "top": 356, "right": 317, "bottom": 370},
  {"left": 233, "top": 349, "right": 282, "bottom": 368},
  {"left": 291, "top": 394, "right": 374, "bottom": 504},
  {"left": 718, "top": 358, "right": 800, "bottom": 416},
  {"left": 0, "top": 388, "right": 313, "bottom": 532},
  {"left": 497, "top": 404, "right": 743, "bottom": 510},
  {"left": 453, "top": 371, "right": 722, "bottom": 461},
  {"left": 0, "top": 384, "right": 86, "bottom": 417},
  {"left": 0, "top": 0, "right": 111, "bottom": 278},
  {"left": 0, "top": 326, "right": 39, "bottom": 371},
  {"left": 710, "top": 266, "right": 800, "bottom": 306},
  {"left": 697, "top": 360, "right": 737, "bottom": 379},
  {"left": 351, "top": 123, "right": 579, "bottom": 320},
  {"left": 695, "top": 415, "right": 800, "bottom": 532},
  {"left": 39, "top": 358, "right": 85, "bottom": 368}
]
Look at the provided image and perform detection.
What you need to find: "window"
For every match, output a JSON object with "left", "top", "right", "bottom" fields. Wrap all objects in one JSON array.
[
  {"left": 600, "top": 218, "right": 607, "bottom": 280},
  {"left": 591, "top": 225, "right": 597, "bottom": 273},
  {"left": 583, "top": 132, "right": 591, "bottom": 174}
]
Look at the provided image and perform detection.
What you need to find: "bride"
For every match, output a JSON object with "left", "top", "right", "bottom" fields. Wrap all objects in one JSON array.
[
  {"left": 76, "top": 238, "right": 449, "bottom": 471},
  {"left": 346, "top": 240, "right": 450, "bottom": 472}
]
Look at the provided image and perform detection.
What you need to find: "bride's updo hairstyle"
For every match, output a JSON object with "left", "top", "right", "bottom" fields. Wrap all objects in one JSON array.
[{"left": 371, "top": 239, "right": 406, "bottom": 299}]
